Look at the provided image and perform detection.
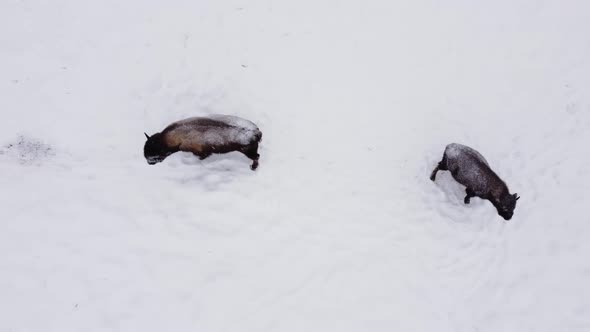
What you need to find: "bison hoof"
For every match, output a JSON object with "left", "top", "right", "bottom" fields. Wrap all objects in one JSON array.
[
  {"left": 250, "top": 160, "right": 259, "bottom": 171},
  {"left": 464, "top": 197, "right": 471, "bottom": 204}
]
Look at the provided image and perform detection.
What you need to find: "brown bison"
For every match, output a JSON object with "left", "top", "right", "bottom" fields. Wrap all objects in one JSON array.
[
  {"left": 430, "top": 143, "right": 519, "bottom": 220},
  {"left": 144, "top": 115, "right": 262, "bottom": 170}
]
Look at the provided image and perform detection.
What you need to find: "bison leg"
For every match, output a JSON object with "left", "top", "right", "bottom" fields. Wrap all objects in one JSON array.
[
  {"left": 464, "top": 188, "right": 475, "bottom": 204},
  {"left": 250, "top": 159, "right": 259, "bottom": 170},
  {"left": 430, "top": 157, "right": 448, "bottom": 181},
  {"left": 240, "top": 143, "right": 260, "bottom": 171},
  {"left": 430, "top": 165, "right": 440, "bottom": 181}
]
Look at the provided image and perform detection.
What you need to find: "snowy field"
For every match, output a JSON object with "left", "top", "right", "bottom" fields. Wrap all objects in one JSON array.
[{"left": 1, "top": 1, "right": 590, "bottom": 331}]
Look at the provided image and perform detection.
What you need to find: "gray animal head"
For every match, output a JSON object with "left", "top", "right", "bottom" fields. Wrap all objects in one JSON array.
[
  {"left": 143, "top": 132, "right": 172, "bottom": 165},
  {"left": 494, "top": 193, "right": 520, "bottom": 220}
]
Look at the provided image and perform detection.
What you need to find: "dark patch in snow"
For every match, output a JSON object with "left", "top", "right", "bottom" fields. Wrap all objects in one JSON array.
[{"left": 1, "top": 135, "right": 55, "bottom": 165}]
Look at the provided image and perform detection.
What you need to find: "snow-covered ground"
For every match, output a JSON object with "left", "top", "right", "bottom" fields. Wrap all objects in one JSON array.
[{"left": 2, "top": 1, "right": 590, "bottom": 331}]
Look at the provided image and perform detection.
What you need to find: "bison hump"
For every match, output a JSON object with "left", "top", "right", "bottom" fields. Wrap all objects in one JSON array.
[{"left": 445, "top": 143, "right": 489, "bottom": 166}]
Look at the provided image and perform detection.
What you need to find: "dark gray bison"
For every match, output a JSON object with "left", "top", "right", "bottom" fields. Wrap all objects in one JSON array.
[
  {"left": 430, "top": 143, "right": 519, "bottom": 220},
  {"left": 144, "top": 115, "right": 262, "bottom": 170}
]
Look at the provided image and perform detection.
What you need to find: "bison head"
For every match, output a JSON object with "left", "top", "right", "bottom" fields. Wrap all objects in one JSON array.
[
  {"left": 143, "top": 132, "right": 172, "bottom": 165},
  {"left": 495, "top": 193, "right": 520, "bottom": 220}
]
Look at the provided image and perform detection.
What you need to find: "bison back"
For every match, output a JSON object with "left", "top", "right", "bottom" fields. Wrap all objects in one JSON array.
[
  {"left": 444, "top": 143, "right": 498, "bottom": 195},
  {"left": 164, "top": 116, "right": 261, "bottom": 153}
]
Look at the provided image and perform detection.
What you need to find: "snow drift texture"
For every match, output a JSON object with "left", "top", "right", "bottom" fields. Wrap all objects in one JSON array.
[{"left": 1, "top": 1, "right": 589, "bottom": 331}]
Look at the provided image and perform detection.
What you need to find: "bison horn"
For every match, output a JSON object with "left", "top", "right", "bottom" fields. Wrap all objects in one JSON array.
[
  {"left": 144, "top": 132, "right": 150, "bottom": 140},
  {"left": 515, "top": 195, "right": 520, "bottom": 201}
]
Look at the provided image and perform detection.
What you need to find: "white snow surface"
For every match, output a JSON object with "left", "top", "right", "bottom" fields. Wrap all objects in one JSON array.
[{"left": 2, "top": 1, "right": 590, "bottom": 331}]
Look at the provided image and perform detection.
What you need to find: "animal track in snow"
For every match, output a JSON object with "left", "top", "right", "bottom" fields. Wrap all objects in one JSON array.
[{"left": 0, "top": 135, "right": 55, "bottom": 165}]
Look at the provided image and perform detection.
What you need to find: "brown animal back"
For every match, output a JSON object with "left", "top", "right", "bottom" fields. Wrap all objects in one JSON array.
[
  {"left": 162, "top": 116, "right": 259, "bottom": 153},
  {"left": 445, "top": 143, "right": 506, "bottom": 196}
]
